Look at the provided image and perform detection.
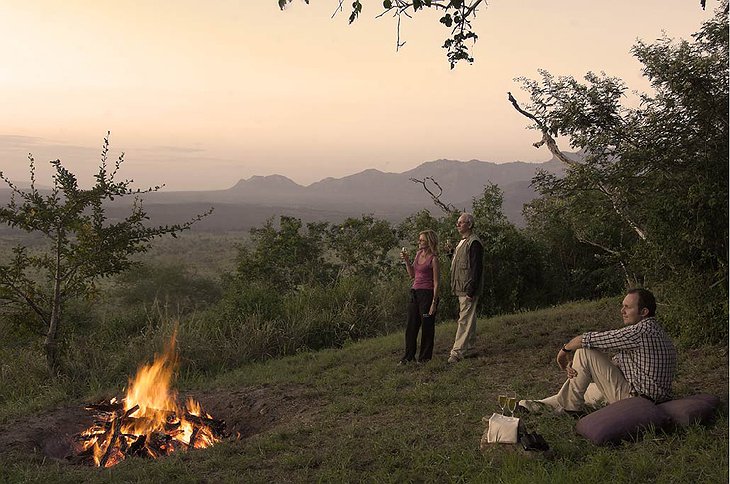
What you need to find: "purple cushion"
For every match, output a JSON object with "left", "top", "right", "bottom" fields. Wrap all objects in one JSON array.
[
  {"left": 657, "top": 394, "right": 722, "bottom": 427},
  {"left": 575, "top": 397, "right": 670, "bottom": 445}
]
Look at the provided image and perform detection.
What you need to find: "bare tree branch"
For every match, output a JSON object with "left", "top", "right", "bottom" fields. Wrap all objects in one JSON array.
[
  {"left": 280, "top": 0, "right": 484, "bottom": 67},
  {"left": 574, "top": 234, "right": 640, "bottom": 287},
  {"left": 507, "top": 91, "right": 648, "bottom": 241},
  {"left": 409, "top": 176, "right": 460, "bottom": 215}
]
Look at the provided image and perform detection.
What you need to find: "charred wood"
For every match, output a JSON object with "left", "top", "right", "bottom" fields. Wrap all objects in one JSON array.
[
  {"left": 127, "top": 434, "right": 147, "bottom": 457},
  {"left": 98, "top": 405, "right": 139, "bottom": 468},
  {"left": 184, "top": 413, "right": 226, "bottom": 436},
  {"left": 188, "top": 426, "right": 200, "bottom": 449}
]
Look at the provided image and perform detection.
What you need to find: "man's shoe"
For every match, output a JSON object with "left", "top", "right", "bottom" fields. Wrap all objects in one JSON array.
[
  {"left": 519, "top": 399, "right": 581, "bottom": 417},
  {"left": 518, "top": 399, "right": 551, "bottom": 413},
  {"left": 447, "top": 355, "right": 460, "bottom": 364}
]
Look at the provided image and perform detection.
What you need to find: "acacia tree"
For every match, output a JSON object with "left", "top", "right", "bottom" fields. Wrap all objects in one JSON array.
[
  {"left": 0, "top": 134, "right": 210, "bottom": 372},
  {"left": 509, "top": 3, "right": 728, "bottom": 343}
]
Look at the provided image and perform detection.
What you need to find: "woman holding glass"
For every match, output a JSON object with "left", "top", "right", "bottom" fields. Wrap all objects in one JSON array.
[{"left": 399, "top": 230, "right": 440, "bottom": 364}]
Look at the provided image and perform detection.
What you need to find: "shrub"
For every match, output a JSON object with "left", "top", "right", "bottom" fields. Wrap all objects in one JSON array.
[
  {"left": 115, "top": 262, "right": 222, "bottom": 313},
  {"left": 658, "top": 270, "right": 729, "bottom": 346}
]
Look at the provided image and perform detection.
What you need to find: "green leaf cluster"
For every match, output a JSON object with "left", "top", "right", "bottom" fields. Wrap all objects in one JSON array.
[
  {"left": 235, "top": 216, "right": 336, "bottom": 293},
  {"left": 233, "top": 214, "right": 400, "bottom": 295}
]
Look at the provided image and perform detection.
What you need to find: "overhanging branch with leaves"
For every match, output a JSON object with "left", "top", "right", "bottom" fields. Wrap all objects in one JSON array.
[{"left": 279, "top": 0, "right": 486, "bottom": 68}]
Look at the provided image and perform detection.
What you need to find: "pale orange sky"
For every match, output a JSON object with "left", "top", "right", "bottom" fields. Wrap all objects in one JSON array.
[{"left": 0, "top": 1, "right": 715, "bottom": 190}]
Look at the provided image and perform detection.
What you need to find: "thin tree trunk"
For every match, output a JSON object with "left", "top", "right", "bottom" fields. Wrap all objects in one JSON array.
[{"left": 44, "top": 228, "right": 63, "bottom": 373}]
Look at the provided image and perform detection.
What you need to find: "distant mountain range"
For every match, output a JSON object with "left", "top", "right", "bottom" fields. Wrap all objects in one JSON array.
[{"left": 0, "top": 156, "right": 572, "bottom": 233}]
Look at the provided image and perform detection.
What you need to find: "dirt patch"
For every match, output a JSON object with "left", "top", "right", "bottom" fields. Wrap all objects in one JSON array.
[{"left": 0, "top": 383, "right": 320, "bottom": 464}]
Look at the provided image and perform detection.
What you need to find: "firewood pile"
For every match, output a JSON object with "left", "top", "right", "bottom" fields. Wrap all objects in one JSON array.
[{"left": 71, "top": 397, "right": 226, "bottom": 467}]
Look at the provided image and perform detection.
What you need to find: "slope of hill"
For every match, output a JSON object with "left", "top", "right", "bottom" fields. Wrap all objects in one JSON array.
[{"left": 0, "top": 298, "right": 726, "bottom": 481}]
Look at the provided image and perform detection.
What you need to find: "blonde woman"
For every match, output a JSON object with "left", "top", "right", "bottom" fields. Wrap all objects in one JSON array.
[{"left": 399, "top": 229, "right": 440, "bottom": 364}]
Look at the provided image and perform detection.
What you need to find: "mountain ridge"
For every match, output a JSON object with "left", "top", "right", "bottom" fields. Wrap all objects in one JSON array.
[
  {"left": 225, "top": 157, "right": 566, "bottom": 192},
  {"left": 0, "top": 156, "right": 573, "bottom": 233}
]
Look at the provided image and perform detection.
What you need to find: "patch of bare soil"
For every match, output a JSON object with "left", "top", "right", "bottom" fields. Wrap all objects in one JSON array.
[{"left": 0, "top": 383, "right": 319, "bottom": 464}]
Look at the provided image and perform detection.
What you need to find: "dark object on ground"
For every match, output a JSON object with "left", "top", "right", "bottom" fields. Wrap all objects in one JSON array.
[
  {"left": 520, "top": 432, "right": 549, "bottom": 451},
  {"left": 575, "top": 394, "right": 722, "bottom": 445}
]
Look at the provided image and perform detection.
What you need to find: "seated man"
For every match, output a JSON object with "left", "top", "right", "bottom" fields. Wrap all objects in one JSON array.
[{"left": 520, "top": 288, "right": 677, "bottom": 414}]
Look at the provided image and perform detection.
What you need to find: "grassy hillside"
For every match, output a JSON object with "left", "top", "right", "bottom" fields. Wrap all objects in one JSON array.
[{"left": 0, "top": 298, "right": 726, "bottom": 483}]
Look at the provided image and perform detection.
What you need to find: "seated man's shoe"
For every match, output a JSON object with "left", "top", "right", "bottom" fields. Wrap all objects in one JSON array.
[
  {"left": 518, "top": 399, "right": 549, "bottom": 413},
  {"left": 447, "top": 355, "right": 461, "bottom": 364},
  {"left": 519, "top": 398, "right": 585, "bottom": 417},
  {"left": 519, "top": 399, "right": 570, "bottom": 415}
]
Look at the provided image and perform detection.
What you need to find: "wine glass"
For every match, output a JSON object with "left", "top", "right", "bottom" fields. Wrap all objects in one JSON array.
[
  {"left": 497, "top": 393, "right": 508, "bottom": 415},
  {"left": 507, "top": 392, "right": 518, "bottom": 417}
]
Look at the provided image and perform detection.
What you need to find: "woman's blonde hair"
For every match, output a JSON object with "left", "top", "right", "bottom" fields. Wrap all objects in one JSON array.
[{"left": 419, "top": 229, "right": 439, "bottom": 256}]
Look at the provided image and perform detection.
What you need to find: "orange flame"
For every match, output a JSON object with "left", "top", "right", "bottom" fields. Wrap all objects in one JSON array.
[{"left": 77, "top": 331, "right": 221, "bottom": 467}]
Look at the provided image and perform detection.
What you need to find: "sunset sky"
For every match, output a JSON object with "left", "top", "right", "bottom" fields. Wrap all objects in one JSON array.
[{"left": 0, "top": 1, "right": 715, "bottom": 190}]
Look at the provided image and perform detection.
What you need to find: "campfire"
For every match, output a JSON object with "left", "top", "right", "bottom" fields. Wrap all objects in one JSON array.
[{"left": 73, "top": 333, "right": 225, "bottom": 467}]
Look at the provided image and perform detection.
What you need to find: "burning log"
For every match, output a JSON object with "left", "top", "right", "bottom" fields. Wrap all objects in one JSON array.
[
  {"left": 127, "top": 434, "right": 147, "bottom": 457},
  {"left": 98, "top": 405, "right": 139, "bottom": 468},
  {"left": 84, "top": 401, "right": 125, "bottom": 413},
  {"left": 188, "top": 426, "right": 200, "bottom": 449},
  {"left": 74, "top": 394, "right": 225, "bottom": 467},
  {"left": 71, "top": 333, "right": 226, "bottom": 467},
  {"left": 184, "top": 413, "right": 226, "bottom": 436}
]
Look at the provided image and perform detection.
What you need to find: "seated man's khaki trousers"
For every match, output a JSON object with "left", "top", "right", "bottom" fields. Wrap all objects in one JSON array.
[{"left": 542, "top": 348, "right": 633, "bottom": 412}]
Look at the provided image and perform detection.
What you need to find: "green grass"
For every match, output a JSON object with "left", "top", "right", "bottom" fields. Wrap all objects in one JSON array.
[{"left": 0, "top": 298, "right": 727, "bottom": 483}]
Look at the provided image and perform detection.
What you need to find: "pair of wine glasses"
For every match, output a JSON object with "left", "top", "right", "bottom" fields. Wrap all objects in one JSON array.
[{"left": 497, "top": 392, "right": 518, "bottom": 417}]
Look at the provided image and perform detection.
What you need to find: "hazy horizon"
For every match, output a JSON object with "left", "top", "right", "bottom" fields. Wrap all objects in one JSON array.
[
  {"left": 2, "top": 155, "right": 559, "bottom": 192},
  {"left": 0, "top": 1, "right": 716, "bottom": 191}
]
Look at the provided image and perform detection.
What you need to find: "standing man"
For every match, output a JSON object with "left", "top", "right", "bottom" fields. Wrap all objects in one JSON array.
[
  {"left": 519, "top": 288, "right": 677, "bottom": 414},
  {"left": 448, "top": 212, "right": 484, "bottom": 363}
]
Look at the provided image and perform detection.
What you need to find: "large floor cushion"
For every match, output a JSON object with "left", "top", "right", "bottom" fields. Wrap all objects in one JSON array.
[
  {"left": 657, "top": 394, "right": 722, "bottom": 427},
  {"left": 575, "top": 397, "right": 670, "bottom": 445}
]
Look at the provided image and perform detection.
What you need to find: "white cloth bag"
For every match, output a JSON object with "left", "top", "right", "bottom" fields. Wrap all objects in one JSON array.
[{"left": 486, "top": 413, "right": 520, "bottom": 444}]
